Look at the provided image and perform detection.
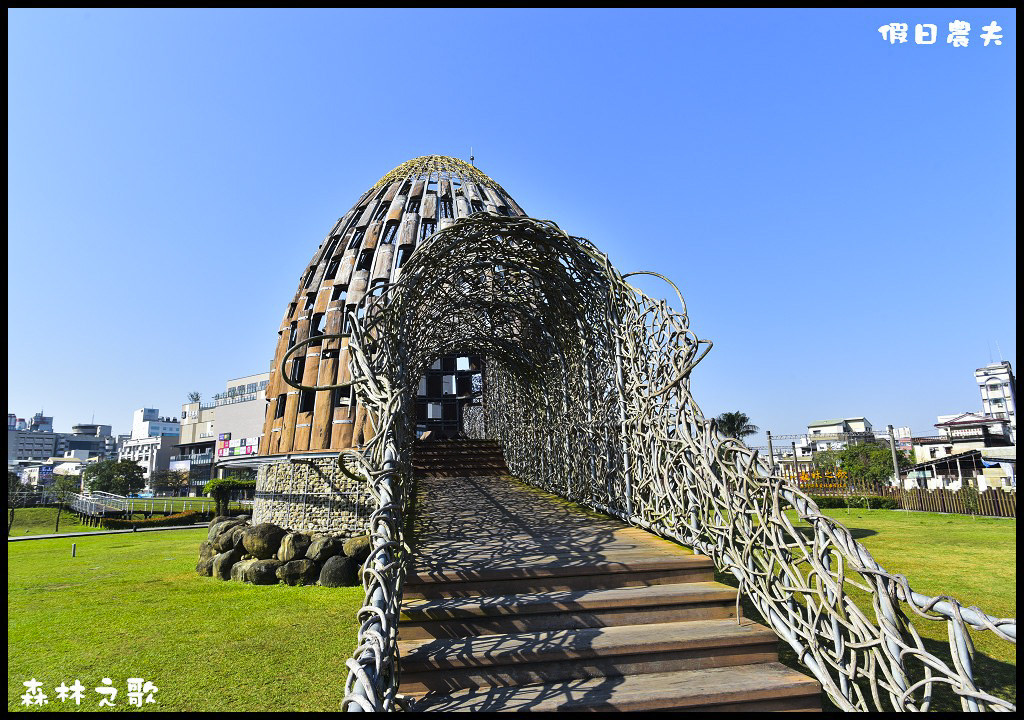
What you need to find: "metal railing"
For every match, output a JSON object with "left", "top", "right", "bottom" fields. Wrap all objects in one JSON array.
[{"left": 282, "top": 213, "right": 1014, "bottom": 712}]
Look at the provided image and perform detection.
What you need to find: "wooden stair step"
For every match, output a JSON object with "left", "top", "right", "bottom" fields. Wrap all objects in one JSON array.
[
  {"left": 400, "top": 581, "right": 738, "bottom": 639},
  {"left": 406, "top": 661, "right": 821, "bottom": 712},
  {"left": 405, "top": 557, "right": 714, "bottom": 599},
  {"left": 398, "top": 619, "right": 780, "bottom": 694}
]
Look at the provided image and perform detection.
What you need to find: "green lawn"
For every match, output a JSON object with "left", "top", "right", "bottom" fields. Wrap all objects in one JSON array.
[
  {"left": 9, "top": 508, "right": 98, "bottom": 537},
  {"left": 719, "top": 508, "right": 1016, "bottom": 712},
  {"left": 8, "top": 529, "right": 364, "bottom": 712}
]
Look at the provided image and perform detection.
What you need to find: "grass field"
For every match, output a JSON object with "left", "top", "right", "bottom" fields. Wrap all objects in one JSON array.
[
  {"left": 8, "top": 508, "right": 98, "bottom": 537},
  {"left": 720, "top": 508, "right": 1016, "bottom": 712},
  {"left": 8, "top": 502, "right": 1015, "bottom": 712},
  {"left": 8, "top": 529, "right": 364, "bottom": 712}
]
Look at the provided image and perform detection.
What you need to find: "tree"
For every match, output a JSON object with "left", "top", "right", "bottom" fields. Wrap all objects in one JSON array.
[
  {"left": 187, "top": 391, "right": 201, "bottom": 403},
  {"left": 204, "top": 477, "right": 256, "bottom": 517},
  {"left": 51, "top": 474, "right": 81, "bottom": 533},
  {"left": 716, "top": 411, "right": 759, "bottom": 440},
  {"left": 814, "top": 442, "right": 912, "bottom": 491},
  {"left": 81, "top": 459, "right": 146, "bottom": 496},
  {"left": 150, "top": 469, "right": 189, "bottom": 495}
]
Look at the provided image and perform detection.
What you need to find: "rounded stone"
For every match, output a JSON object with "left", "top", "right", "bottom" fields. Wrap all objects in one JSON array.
[
  {"left": 276, "top": 559, "right": 318, "bottom": 586},
  {"left": 242, "top": 523, "right": 287, "bottom": 560},
  {"left": 277, "top": 532, "right": 311, "bottom": 562},
  {"left": 230, "top": 558, "right": 258, "bottom": 583},
  {"left": 306, "top": 534, "right": 342, "bottom": 563},
  {"left": 250, "top": 558, "right": 283, "bottom": 585},
  {"left": 212, "top": 548, "right": 243, "bottom": 580},
  {"left": 196, "top": 554, "right": 215, "bottom": 577},
  {"left": 342, "top": 535, "right": 372, "bottom": 564},
  {"left": 319, "top": 554, "right": 358, "bottom": 587}
]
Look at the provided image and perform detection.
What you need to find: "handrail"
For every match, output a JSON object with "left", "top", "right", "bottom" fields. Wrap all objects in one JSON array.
[{"left": 282, "top": 214, "right": 1015, "bottom": 712}]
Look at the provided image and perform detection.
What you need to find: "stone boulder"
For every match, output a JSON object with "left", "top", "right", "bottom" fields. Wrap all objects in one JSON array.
[
  {"left": 342, "top": 535, "right": 372, "bottom": 564},
  {"left": 250, "top": 558, "right": 283, "bottom": 585},
  {"left": 212, "top": 548, "right": 243, "bottom": 580},
  {"left": 235, "top": 514, "right": 251, "bottom": 522},
  {"left": 208, "top": 518, "right": 243, "bottom": 541},
  {"left": 306, "top": 534, "right": 342, "bottom": 563},
  {"left": 213, "top": 524, "right": 242, "bottom": 553},
  {"left": 196, "top": 540, "right": 216, "bottom": 576},
  {"left": 277, "top": 559, "right": 319, "bottom": 586},
  {"left": 242, "top": 523, "right": 286, "bottom": 560},
  {"left": 319, "top": 554, "right": 359, "bottom": 587},
  {"left": 230, "top": 559, "right": 259, "bottom": 583},
  {"left": 229, "top": 525, "right": 248, "bottom": 551},
  {"left": 277, "top": 532, "right": 311, "bottom": 562}
]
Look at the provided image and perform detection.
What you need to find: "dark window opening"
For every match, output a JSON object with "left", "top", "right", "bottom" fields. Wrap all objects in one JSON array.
[
  {"left": 331, "top": 285, "right": 348, "bottom": 303},
  {"left": 303, "top": 266, "right": 316, "bottom": 288},
  {"left": 304, "top": 292, "right": 316, "bottom": 312},
  {"left": 348, "top": 229, "right": 365, "bottom": 250},
  {"left": 325, "top": 257, "right": 341, "bottom": 279},
  {"left": 333, "top": 385, "right": 351, "bottom": 406},
  {"left": 419, "top": 220, "right": 436, "bottom": 241},
  {"left": 288, "top": 322, "right": 298, "bottom": 347},
  {"left": 299, "top": 389, "right": 315, "bottom": 413},
  {"left": 407, "top": 197, "right": 420, "bottom": 214},
  {"left": 290, "top": 357, "right": 306, "bottom": 384},
  {"left": 370, "top": 279, "right": 388, "bottom": 296},
  {"left": 287, "top": 302, "right": 297, "bottom": 318},
  {"left": 310, "top": 313, "right": 325, "bottom": 340},
  {"left": 275, "top": 394, "right": 287, "bottom": 419},
  {"left": 373, "top": 201, "right": 390, "bottom": 221},
  {"left": 381, "top": 221, "right": 399, "bottom": 244},
  {"left": 395, "top": 245, "right": 414, "bottom": 269},
  {"left": 439, "top": 197, "right": 454, "bottom": 218},
  {"left": 356, "top": 249, "right": 374, "bottom": 273},
  {"left": 322, "top": 347, "right": 339, "bottom": 359},
  {"left": 471, "top": 200, "right": 484, "bottom": 214}
]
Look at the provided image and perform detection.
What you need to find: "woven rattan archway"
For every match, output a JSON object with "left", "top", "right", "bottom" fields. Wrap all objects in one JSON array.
[{"left": 281, "top": 208, "right": 1016, "bottom": 711}]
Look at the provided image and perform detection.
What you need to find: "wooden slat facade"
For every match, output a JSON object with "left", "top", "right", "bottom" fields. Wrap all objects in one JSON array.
[{"left": 259, "top": 155, "right": 526, "bottom": 456}]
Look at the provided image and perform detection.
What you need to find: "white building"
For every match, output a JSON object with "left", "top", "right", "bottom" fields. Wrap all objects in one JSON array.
[
  {"left": 976, "top": 361, "right": 1016, "bottom": 442},
  {"left": 131, "top": 408, "right": 180, "bottom": 440},
  {"left": 797, "top": 417, "right": 876, "bottom": 456},
  {"left": 119, "top": 408, "right": 181, "bottom": 482},
  {"left": 171, "top": 373, "right": 270, "bottom": 495}
]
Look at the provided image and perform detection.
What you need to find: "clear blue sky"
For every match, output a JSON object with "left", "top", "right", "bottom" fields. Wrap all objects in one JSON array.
[{"left": 8, "top": 9, "right": 1016, "bottom": 442}]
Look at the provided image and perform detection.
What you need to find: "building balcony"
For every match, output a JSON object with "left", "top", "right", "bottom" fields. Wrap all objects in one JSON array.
[{"left": 170, "top": 453, "right": 214, "bottom": 466}]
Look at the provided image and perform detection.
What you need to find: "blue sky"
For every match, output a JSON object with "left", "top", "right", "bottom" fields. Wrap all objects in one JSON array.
[{"left": 8, "top": 9, "right": 1016, "bottom": 442}]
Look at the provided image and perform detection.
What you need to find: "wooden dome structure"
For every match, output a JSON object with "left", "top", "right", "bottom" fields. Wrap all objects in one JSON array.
[{"left": 259, "top": 155, "right": 527, "bottom": 456}]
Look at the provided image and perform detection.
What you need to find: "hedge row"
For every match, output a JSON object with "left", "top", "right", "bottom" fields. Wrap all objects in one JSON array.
[
  {"left": 101, "top": 510, "right": 207, "bottom": 530},
  {"left": 808, "top": 495, "right": 900, "bottom": 510}
]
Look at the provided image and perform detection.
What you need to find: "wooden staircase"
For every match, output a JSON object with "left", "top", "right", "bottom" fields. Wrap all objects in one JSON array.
[
  {"left": 412, "top": 439, "right": 510, "bottom": 478},
  {"left": 399, "top": 451, "right": 821, "bottom": 712}
]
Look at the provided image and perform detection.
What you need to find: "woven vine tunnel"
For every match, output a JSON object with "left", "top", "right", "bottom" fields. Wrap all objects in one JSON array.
[{"left": 283, "top": 213, "right": 1016, "bottom": 713}]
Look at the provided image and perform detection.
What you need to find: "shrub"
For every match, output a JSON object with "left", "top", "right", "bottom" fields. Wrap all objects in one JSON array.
[
  {"left": 809, "top": 495, "right": 899, "bottom": 510},
  {"left": 204, "top": 478, "right": 257, "bottom": 516},
  {"left": 101, "top": 510, "right": 205, "bottom": 530}
]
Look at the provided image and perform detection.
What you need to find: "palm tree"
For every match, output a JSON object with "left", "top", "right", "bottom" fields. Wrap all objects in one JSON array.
[{"left": 716, "top": 411, "right": 759, "bottom": 440}]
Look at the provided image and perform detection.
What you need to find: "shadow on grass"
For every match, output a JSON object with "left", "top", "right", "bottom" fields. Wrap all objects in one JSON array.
[{"left": 791, "top": 525, "right": 878, "bottom": 542}]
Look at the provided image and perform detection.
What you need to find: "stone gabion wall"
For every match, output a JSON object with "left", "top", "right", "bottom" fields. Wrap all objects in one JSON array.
[{"left": 253, "top": 457, "right": 373, "bottom": 535}]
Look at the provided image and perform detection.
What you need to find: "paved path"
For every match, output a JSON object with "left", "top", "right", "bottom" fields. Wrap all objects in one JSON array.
[
  {"left": 410, "top": 475, "right": 694, "bottom": 582},
  {"left": 8, "top": 524, "right": 209, "bottom": 542}
]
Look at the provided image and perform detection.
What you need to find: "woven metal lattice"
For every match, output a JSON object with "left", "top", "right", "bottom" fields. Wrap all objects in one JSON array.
[{"left": 283, "top": 213, "right": 1015, "bottom": 712}]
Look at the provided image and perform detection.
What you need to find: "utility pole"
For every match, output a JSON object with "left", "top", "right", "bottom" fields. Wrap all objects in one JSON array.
[
  {"left": 887, "top": 424, "right": 902, "bottom": 488},
  {"left": 791, "top": 441, "right": 799, "bottom": 483}
]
